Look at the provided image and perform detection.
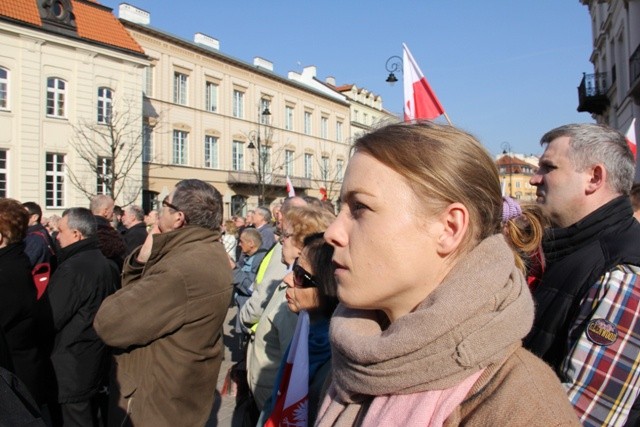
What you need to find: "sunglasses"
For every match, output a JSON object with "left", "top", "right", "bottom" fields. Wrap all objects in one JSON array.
[
  {"left": 293, "top": 258, "right": 318, "bottom": 288},
  {"left": 162, "top": 196, "right": 181, "bottom": 212}
]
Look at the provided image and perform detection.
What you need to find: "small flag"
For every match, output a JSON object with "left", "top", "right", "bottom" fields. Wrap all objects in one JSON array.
[
  {"left": 286, "top": 175, "right": 296, "bottom": 197},
  {"left": 265, "top": 311, "right": 310, "bottom": 427},
  {"left": 403, "top": 43, "right": 445, "bottom": 121},
  {"left": 625, "top": 118, "right": 637, "bottom": 161},
  {"left": 319, "top": 187, "right": 327, "bottom": 201}
]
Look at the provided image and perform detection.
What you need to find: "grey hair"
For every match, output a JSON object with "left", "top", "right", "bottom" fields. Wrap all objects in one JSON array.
[
  {"left": 171, "top": 179, "right": 223, "bottom": 231},
  {"left": 255, "top": 206, "right": 272, "bottom": 223},
  {"left": 62, "top": 207, "right": 97, "bottom": 239},
  {"left": 240, "top": 227, "right": 262, "bottom": 247},
  {"left": 127, "top": 205, "right": 145, "bottom": 221},
  {"left": 540, "top": 123, "right": 635, "bottom": 195},
  {"left": 89, "top": 194, "right": 114, "bottom": 214}
]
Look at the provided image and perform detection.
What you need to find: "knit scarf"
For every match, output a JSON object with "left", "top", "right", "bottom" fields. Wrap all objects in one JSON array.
[{"left": 316, "top": 234, "right": 534, "bottom": 426}]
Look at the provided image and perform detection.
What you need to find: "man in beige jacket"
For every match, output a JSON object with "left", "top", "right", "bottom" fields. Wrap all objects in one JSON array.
[{"left": 94, "top": 179, "right": 233, "bottom": 427}]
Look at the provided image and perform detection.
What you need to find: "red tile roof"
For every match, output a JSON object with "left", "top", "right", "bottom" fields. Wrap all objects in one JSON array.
[{"left": 0, "top": 0, "right": 144, "bottom": 55}]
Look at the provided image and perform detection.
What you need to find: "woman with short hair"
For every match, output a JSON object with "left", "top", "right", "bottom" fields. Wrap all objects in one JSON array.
[{"left": 318, "top": 122, "right": 579, "bottom": 426}]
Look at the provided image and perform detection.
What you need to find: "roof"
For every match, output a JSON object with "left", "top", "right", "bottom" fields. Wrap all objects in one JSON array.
[{"left": 0, "top": 0, "right": 144, "bottom": 55}]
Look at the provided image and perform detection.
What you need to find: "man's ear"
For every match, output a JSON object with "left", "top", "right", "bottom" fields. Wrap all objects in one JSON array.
[
  {"left": 436, "top": 202, "right": 469, "bottom": 256},
  {"left": 585, "top": 164, "right": 606, "bottom": 194}
]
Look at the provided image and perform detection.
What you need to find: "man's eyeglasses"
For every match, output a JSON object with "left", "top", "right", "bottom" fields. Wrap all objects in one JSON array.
[
  {"left": 293, "top": 258, "right": 318, "bottom": 288},
  {"left": 162, "top": 196, "right": 180, "bottom": 212}
]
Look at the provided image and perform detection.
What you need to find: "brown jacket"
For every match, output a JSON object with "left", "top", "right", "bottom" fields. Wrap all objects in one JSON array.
[
  {"left": 94, "top": 226, "right": 233, "bottom": 427},
  {"left": 444, "top": 347, "right": 580, "bottom": 427}
]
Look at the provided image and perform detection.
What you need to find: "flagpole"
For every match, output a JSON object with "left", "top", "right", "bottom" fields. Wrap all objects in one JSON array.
[{"left": 443, "top": 111, "right": 453, "bottom": 126}]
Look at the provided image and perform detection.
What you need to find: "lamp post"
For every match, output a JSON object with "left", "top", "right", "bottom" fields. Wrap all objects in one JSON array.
[
  {"left": 385, "top": 55, "right": 403, "bottom": 86},
  {"left": 501, "top": 142, "right": 513, "bottom": 198},
  {"left": 247, "top": 105, "right": 271, "bottom": 205}
]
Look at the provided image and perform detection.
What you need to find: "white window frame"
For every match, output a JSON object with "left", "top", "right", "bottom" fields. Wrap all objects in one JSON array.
[
  {"left": 304, "top": 111, "right": 312, "bottom": 135},
  {"left": 45, "top": 153, "right": 65, "bottom": 208},
  {"left": 204, "top": 135, "right": 218, "bottom": 169},
  {"left": 173, "top": 72, "right": 188, "bottom": 105},
  {"left": 46, "top": 77, "right": 67, "bottom": 118},
  {"left": 96, "top": 156, "right": 113, "bottom": 195},
  {"left": 232, "top": 140, "right": 244, "bottom": 171},
  {"left": 0, "top": 68, "right": 8, "bottom": 111},
  {"left": 336, "top": 158, "right": 344, "bottom": 181},
  {"left": 321, "top": 156, "right": 330, "bottom": 181},
  {"left": 304, "top": 153, "right": 313, "bottom": 179},
  {"left": 336, "top": 120, "right": 343, "bottom": 142},
  {"left": 285, "top": 106, "right": 294, "bottom": 130},
  {"left": 285, "top": 149, "right": 294, "bottom": 176},
  {"left": 172, "top": 130, "right": 188, "bottom": 165},
  {"left": 205, "top": 81, "right": 218, "bottom": 112},
  {"left": 97, "top": 87, "right": 113, "bottom": 124},
  {"left": 260, "top": 98, "right": 271, "bottom": 124},
  {"left": 233, "top": 90, "right": 244, "bottom": 118},
  {"left": 142, "top": 123, "right": 153, "bottom": 162},
  {"left": 143, "top": 65, "right": 154, "bottom": 97},
  {"left": 321, "top": 116, "right": 328, "bottom": 139},
  {"left": 0, "top": 149, "right": 7, "bottom": 197}
]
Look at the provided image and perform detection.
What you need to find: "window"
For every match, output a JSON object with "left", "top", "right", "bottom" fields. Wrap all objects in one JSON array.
[
  {"left": 336, "top": 159, "right": 344, "bottom": 181},
  {"left": 321, "top": 117, "right": 328, "bottom": 139},
  {"left": 46, "top": 77, "right": 66, "bottom": 118},
  {"left": 304, "top": 111, "right": 312, "bottom": 135},
  {"left": 354, "top": 110, "right": 359, "bottom": 122},
  {"left": 0, "top": 149, "right": 6, "bottom": 197},
  {"left": 321, "top": 156, "right": 330, "bottom": 181},
  {"left": 232, "top": 140, "right": 244, "bottom": 171},
  {"left": 173, "top": 72, "right": 188, "bottom": 105},
  {"left": 285, "top": 106, "right": 294, "bottom": 130},
  {"left": 205, "top": 82, "right": 218, "bottom": 112},
  {"left": 285, "top": 150, "right": 294, "bottom": 176},
  {"left": 336, "top": 121, "right": 343, "bottom": 142},
  {"left": 172, "top": 130, "right": 188, "bottom": 165},
  {"left": 260, "top": 145, "right": 272, "bottom": 174},
  {"left": 260, "top": 98, "right": 271, "bottom": 124},
  {"left": 143, "top": 66, "right": 153, "bottom": 97},
  {"left": 231, "top": 195, "right": 246, "bottom": 217},
  {"left": 304, "top": 153, "right": 313, "bottom": 179},
  {"left": 45, "top": 153, "right": 65, "bottom": 207},
  {"left": 363, "top": 113, "right": 368, "bottom": 125},
  {"left": 204, "top": 135, "right": 218, "bottom": 168},
  {"left": 97, "top": 87, "right": 113, "bottom": 124},
  {"left": 0, "top": 68, "right": 8, "bottom": 110},
  {"left": 233, "top": 90, "right": 244, "bottom": 118},
  {"left": 142, "top": 123, "right": 153, "bottom": 162},
  {"left": 96, "top": 157, "right": 113, "bottom": 195}
]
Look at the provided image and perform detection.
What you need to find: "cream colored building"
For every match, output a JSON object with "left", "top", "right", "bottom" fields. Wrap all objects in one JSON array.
[
  {"left": 579, "top": 0, "right": 640, "bottom": 179},
  {"left": 117, "top": 5, "right": 352, "bottom": 216},
  {"left": 0, "top": 0, "right": 148, "bottom": 213}
]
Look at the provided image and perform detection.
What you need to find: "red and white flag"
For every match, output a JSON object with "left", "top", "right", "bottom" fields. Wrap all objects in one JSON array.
[
  {"left": 319, "top": 187, "right": 327, "bottom": 201},
  {"left": 286, "top": 175, "right": 296, "bottom": 197},
  {"left": 265, "top": 311, "right": 310, "bottom": 427},
  {"left": 403, "top": 43, "right": 445, "bottom": 122},
  {"left": 625, "top": 118, "right": 637, "bottom": 161}
]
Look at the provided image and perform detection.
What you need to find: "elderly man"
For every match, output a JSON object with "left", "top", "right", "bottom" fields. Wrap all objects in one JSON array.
[
  {"left": 90, "top": 195, "right": 126, "bottom": 272},
  {"left": 94, "top": 179, "right": 233, "bottom": 427},
  {"left": 252, "top": 206, "right": 276, "bottom": 251},
  {"left": 42, "top": 207, "right": 118, "bottom": 427},
  {"left": 523, "top": 123, "right": 640, "bottom": 426},
  {"left": 121, "top": 205, "right": 147, "bottom": 256}
]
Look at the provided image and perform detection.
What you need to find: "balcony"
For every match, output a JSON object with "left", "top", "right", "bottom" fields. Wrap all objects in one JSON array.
[
  {"left": 577, "top": 72, "right": 609, "bottom": 115},
  {"left": 630, "top": 44, "right": 640, "bottom": 104},
  {"left": 226, "top": 171, "right": 312, "bottom": 190}
]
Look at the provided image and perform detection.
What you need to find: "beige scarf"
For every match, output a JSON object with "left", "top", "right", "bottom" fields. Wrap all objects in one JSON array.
[{"left": 316, "top": 234, "right": 534, "bottom": 425}]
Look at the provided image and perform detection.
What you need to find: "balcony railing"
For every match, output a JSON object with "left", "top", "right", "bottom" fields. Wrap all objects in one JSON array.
[
  {"left": 577, "top": 72, "right": 609, "bottom": 115},
  {"left": 630, "top": 44, "right": 640, "bottom": 103},
  {"left": 226, "top": 171, "right": 312, "bottom": 190}
]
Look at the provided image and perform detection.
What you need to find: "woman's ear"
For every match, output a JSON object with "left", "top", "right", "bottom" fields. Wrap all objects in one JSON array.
[{"left": 437, "top": 202, "right": 469, "bottom": 256}]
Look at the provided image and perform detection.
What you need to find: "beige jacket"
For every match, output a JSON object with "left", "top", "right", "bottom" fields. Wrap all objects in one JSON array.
[{"left": 94, "top": 226, "right": 233, "bottom": 427}]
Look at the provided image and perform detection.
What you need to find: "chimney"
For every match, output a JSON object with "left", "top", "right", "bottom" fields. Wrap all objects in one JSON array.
[
  {"left": 118, "top": 3, "right": 150, "bottom": 25},
  {"left": 325, "top": 76, "right": 336, "bottom": 86},
  {"left": 302, "top": 66, "right": 317, "bottom": 78},
  {"left": 194, "top": 33, "right": 219, "bottom": 50},
  {"left": 253, "top": 57, "right": 274, "bottom": 71}
]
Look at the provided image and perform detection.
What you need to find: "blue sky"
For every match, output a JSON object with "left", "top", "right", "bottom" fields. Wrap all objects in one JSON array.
[{"left": 100, "top": 1, "right": 594, "bottom": 157}]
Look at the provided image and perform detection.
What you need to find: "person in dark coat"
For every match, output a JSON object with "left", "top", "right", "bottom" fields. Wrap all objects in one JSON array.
[
  {"left": 40, "top": 207, "right": 118, "bottom": 427},
  {"left": 121, "top": 205, "right": 148, "bottom": 256},
  {"left": 22, "top": 201, "right": 57, "bottom": 271},
  {"left": 0, "top": 198, "right": 47, "bottom": 405},
  {"left": 90, "top": 195, "right": 126, "bottom": 274}
]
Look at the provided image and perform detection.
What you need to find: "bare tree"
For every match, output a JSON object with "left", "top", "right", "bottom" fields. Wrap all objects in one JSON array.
[
  {"left": 67, "top": 97, "right": 154, "bottom": 205},
  {"left": 315, "top": 143, "right": 348, "bottom": 202}
]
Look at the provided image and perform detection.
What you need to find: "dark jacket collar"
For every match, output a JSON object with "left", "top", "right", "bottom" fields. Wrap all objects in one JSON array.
[
  {"left": 59, "top": 236, "right": 99, "bottom": 263},
  {"left": 542, "top": 195, "right": 633, "bottom": 262},
  {"left": 0, "top": 242, "right": 26, "bottom": 259}
]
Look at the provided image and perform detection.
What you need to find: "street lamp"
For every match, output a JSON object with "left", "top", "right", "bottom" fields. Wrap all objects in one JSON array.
[
  {"left": 501, "top": 141, "right": 513, "bottom": 198},
  {"left": 385, "top": 55, "right": 403, "bottom": 86},
  {"left": 247, "top": 106, "right": 271, "bottom": 205}
]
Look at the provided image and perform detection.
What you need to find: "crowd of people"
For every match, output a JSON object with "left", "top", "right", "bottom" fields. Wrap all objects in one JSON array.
[{"left": 1, "top": 120, "right": 640, "bottom": 427}]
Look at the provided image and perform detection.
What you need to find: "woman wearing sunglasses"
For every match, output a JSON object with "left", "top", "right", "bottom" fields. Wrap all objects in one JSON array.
[
  {"left": 261, "top": 233, "right": 338, "bottom": 426},
  {"left": 317, "top": 122, "right": 579, "bottom": 426}
]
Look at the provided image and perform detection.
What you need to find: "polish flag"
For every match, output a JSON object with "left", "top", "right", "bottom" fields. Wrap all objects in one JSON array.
[
  {"left": 319, "top": 187, "right": 328, "bottom": 201},
  {"left": 625, "top": 118, "right": 637, "bottom": 161},
  {"left": 403, "top": 43, "right": 445, "bottom": 121},
  {"left": 265, "top": 311, "right": 310, "bottom": 427},
  {"left": 286, "top": 175, "right": 296, "bottom": 197}
]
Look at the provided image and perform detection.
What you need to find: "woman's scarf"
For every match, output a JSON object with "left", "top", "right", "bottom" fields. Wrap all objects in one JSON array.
[{"left": 316, "top": 234, "right": 534, "bottom": 425}]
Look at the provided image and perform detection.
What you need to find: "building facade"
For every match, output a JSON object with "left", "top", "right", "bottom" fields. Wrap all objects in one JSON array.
[
  {"left": 578, "top": 0, "right": 640, "bottom": 178},
  {"left": 0, "top": 0, "right": 148, "bottom": 213},
  {"left": 117, "top": 5, "right": 352, "bottom": 217},
  {"left": 496, "top": 154, "right": 538, "bottom": 201}
]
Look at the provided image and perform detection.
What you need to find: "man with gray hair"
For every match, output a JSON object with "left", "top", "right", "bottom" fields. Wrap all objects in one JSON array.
[
  {"left": 121, "top": 204, "right": 147, "bottom": 256},
  {"left": 252, "top": 206, "right": 276, "bottom": 251},
  {"left": 42, "top": 207, "right": 118, "bottom": 426},
  {"left": 523, "top": 123, "right": 640, "bottom": 426},
  {"left": 94, "top": 179, "right": 233, "bottom": 426}
]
